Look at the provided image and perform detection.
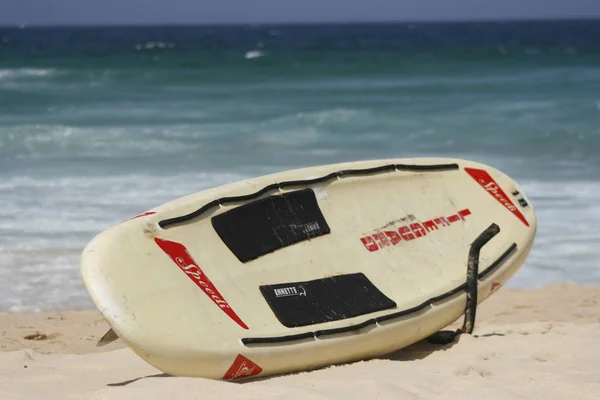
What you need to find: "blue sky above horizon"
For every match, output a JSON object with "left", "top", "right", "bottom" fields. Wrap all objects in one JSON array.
[{"left": 2, "top": 0, "right": 600, "bottom": 26}]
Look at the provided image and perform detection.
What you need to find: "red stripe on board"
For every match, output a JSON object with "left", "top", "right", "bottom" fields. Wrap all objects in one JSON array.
[
  {"left": 154, "top": 238, "right": 249, "bottom": 329},
  {"left": 222, "top": 354, "right": 263, "bottom": 380},
  {"left": 464, "top": 168, "right": 529, "bottom": 227},
  {"left": 129, "top": 211, "right": 156, "bottom": 220}
]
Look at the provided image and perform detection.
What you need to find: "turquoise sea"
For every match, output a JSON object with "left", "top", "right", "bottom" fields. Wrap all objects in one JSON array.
[{"left": 1, "top": 20, "right": 600, "bottom": 311}]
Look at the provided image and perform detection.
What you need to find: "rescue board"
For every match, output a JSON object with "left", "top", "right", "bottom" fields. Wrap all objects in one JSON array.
[{"left": 80, "top": 157, "right": 536, "bottom": 380}]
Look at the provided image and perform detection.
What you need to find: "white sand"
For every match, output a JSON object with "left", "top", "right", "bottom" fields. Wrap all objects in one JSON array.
[{"left": 1, "top": 284, "right": 599, "bottom": 399}]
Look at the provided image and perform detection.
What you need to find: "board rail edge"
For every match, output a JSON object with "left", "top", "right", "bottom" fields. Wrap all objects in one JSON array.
[{"left": 158, "top": 163, "right": 459, "bottom": 229}]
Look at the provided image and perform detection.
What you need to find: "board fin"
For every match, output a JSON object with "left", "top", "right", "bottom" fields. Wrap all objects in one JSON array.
[
  {"left": 427, "top": 223, "right": 500, "bottom": 345},
  {"left": 97, "top": 328, "right": 119, "bottom": 347}
]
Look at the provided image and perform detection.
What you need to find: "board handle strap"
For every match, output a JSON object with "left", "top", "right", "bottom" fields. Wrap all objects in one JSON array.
[{"left": 427, "top": 223, "right": 500, "bottom": 344}]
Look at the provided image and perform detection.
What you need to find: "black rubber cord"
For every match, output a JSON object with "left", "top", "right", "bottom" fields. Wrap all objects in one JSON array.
[{"left": 427, "top": 223, "right": 501, "bottom": 345}]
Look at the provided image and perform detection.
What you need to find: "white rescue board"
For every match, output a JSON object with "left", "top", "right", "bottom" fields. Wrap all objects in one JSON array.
[{"left": 81, "top": 157, "right": 536, "bottom": 380}]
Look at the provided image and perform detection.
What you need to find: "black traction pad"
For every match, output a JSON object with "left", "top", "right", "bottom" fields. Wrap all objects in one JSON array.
[
  {"left": 212, "top": 189, "right": 330, "bottom": 263},
  {"left": 260, "top": 273, "right": 397, "bottom": 328}
]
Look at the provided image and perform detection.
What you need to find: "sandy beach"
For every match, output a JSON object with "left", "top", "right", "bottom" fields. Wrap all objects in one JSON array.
[{"left": 1, "top": 284, "right": 598, "bottom": 399}]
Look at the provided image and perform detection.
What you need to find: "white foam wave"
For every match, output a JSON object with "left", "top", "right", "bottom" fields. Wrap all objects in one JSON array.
[
  {"left": 467, "top": 100, "right": 558, "bottom": 114},
  {"left": 0, "top": 172, "right": 244, "bottom": 194},
  {"left": 245, "top": 50, "right": 266, "bottom": 59},
  {"left": 507, "top": 180, "right": 600, "bottom": 288},
  {"left": 252, "top": 108, "right": 403, "bottom": 149},
  {"left": 253, "top": 109, "right": 367, "bottom": 146},
  {"left": 0, "top": 68, "right": 59, "bottom": 81},
  {"left": 266, "top": 108, "right": 363, "bottom": 126},
  {"left": 257, "top": 127, "right": 320, "bottom": 146},
  {"left": 0, "top": 125, "right": 198, "bottom": 158},
  {"left": 134, "top": 42, "right": 175, "bottom": 51}
]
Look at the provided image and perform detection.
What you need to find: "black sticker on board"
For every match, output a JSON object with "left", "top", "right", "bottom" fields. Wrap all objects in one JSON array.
[
  {"left": 260, "top": 273, "right": 397, "bottom": 328},
  {"left": 211, "top": 189, "right": 330, "bottom": 263}
]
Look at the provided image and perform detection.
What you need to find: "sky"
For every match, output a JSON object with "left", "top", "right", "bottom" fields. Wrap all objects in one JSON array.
[{"left": 2, "top": 0, "right": 600, "bottom": 26}]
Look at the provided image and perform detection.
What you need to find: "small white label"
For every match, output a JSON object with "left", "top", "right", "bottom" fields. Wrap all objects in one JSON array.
[{"left": 274, "top": 286, "right": 307, "bottom": 297}]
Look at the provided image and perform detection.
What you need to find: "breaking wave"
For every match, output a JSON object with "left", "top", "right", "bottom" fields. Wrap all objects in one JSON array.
[{"left": 0, "top": 68, "right": 59, "bottom": 80}]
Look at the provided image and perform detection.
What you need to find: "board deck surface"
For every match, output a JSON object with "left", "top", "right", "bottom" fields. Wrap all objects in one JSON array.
[{"left": 80, "top": 157, "right": 536, "bottom": 380}]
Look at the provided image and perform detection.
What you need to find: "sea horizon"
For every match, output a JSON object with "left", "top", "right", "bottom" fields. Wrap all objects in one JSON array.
[{"left": 2, "top": 15, "right": 600, "bottom": 29}]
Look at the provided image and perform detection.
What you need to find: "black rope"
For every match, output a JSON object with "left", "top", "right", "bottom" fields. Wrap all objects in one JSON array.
[
  {"left": 427, "top": 223, "right": 500, "bottom": 344},
  {"left": 463, "top": 223, "right": 500, "bottom": 334}
]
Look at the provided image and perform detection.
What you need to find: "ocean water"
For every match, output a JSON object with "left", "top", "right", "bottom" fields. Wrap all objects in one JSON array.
[{"left": 1, "top": 21, "right": 600, "bottom": 312}]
